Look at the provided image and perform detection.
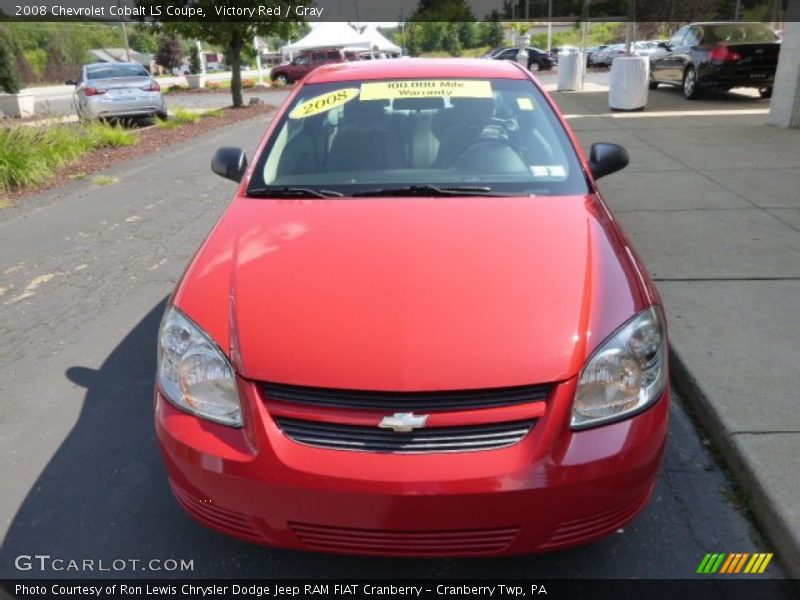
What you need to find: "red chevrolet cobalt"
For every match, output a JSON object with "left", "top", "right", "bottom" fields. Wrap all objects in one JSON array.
[{"left": 156, "top": 59, "right": 669, "bottom": 556}]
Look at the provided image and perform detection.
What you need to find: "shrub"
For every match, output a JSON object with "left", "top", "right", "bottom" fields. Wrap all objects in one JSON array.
[
  {"left": 0, "top": 29, "right": 21, "bottom": 94},
  {"left": 189, "top": 45, "right": 202, "bottom": 75},
  {"left": 242, "top": 79, "right": 256, "bottom": 89},
  {"left": 205, "top": 80, "right": 221, "bottom": 90}
]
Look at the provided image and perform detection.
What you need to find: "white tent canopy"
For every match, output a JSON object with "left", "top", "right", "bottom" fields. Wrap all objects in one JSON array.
[
  {"left": 281, "top": 22, "right": 370, "bottom": 56},
  {"left": 360, "top": 25, "right": 402, "bottom": 54}
]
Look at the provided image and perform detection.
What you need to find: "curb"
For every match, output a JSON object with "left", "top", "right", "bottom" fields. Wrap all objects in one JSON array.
[{"left": 669, "top": 345, "right": 800, "bottom": 581}]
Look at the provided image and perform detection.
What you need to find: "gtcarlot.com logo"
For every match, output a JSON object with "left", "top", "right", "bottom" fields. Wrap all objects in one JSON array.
[
  {"left": 14, "top": 554, "right": 194, "bottom": 572},
  {"left": 697, "top": 552, "right": 773, "bottom": 574}
]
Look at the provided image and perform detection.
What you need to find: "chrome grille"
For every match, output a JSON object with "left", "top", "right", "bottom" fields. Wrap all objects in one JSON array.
[
  {"left": 275, "top": 417, "right": 535, "bottom": 453},
  {"left": 263, "top": 382, "right": 550, "bottom": 411}
]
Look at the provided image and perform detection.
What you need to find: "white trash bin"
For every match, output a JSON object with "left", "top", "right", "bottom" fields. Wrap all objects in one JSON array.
[
  {"left": 609, "top": 56, "right": 649, "bottom": 111},
  {"left": 557, "top": 52, "right": 583, "bottom": 91}
]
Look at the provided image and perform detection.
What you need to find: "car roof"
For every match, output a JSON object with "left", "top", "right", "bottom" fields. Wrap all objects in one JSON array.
[
  {"left": 86, "top": 62, "right": 144, "bottom": 69},
  {"left": 306, "top": 58, "right": 528, "bottom": 84}
]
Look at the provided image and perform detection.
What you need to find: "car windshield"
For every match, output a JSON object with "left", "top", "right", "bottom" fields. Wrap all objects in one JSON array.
[
  {"left": 248, "top": 78, "right": 588, "bottom": 197},
  {"left": 87, "top": 64, "right": 149, "bottom": 79},
  {"left": 704, "top": 23, "right": 780, "bottom": 43}
]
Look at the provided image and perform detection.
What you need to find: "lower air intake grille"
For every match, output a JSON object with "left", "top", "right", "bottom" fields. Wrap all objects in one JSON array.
[
  {"left": 263, "top": 382, "right": 550, "bottom": 411},
  {"left": 275, "top": 417, "right": 535, "bottom": 453},
  {"left": 289, "top": 522, "right": 520, "bottom": 555}
]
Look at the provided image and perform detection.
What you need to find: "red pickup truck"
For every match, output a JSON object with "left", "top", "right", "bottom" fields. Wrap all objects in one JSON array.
[{"left": 270, "top": 48, "right": 349, "bottom": 84}]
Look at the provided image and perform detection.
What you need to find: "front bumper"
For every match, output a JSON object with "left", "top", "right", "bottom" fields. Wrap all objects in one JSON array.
[{"left": 156, "top": 378, "right": 669, "bottom": 556}]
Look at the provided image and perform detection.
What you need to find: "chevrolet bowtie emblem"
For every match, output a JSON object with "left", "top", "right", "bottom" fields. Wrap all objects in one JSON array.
[{"left": 379, "top": 412, "right": 428, "bottom": 433}]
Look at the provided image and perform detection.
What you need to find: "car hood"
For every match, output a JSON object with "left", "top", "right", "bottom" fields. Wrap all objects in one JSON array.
[{"left": 174, "top": 195, "right": 644, "bottom": 390}]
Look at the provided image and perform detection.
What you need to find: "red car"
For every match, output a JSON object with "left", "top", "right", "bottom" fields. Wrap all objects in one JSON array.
[
  {"left": 270, "top": 48, "right": 347, "bottom": 85},
  {"left": 156, "top": 59, "right": 669, "bottom": 556}
]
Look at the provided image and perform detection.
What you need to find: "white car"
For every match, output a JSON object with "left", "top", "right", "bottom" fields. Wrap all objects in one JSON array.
[{"left": 68, "top": 62, "right": 167, "bottom": 121}]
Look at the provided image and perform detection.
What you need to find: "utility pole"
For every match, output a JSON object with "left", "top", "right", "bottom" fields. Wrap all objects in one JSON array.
[
  {"left": 121, "top": 20, "right": 131, "bottom": 62},
  {"left": 196, "top": 40, "right": 206, "bottom": 75},
  {"left": 117, "top": 1, "right": 131, "bottom": 62},
  {"left": 254, "top": 35, "right": 264, "bottom": 84},
  {"left": 547, "top": 0, "right": 552, "bottom": 52},
  {"left": 400, "top": 9, "right": 406, "bottom": 56}
]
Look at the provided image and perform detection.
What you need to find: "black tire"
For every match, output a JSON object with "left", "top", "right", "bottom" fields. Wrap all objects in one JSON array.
[
  {"left": 682, "top": 66, "right": 703, "bottom": 100},
  {"left": 759, "top": 86, "right": 773, "bottom": 99},
  {"left": 528, "top": 61, "right": 540, "bottom": 72},
  {"left": 272, "top": 73, "right": 289, "bottom": 85},
  {"left": 649, "top": 80, "right": 659, "bottom": 90}
]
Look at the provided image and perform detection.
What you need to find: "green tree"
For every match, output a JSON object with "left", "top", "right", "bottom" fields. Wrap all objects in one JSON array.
[
  {"left": 155, "top": 35, "right": 183, "bottom": 72},
  {"left": 0, "top": 28, "right": 21, "bottom": 94},
  {"left": 443, "top": 24, "right": 462, "bottom": 56},
  {"left": 480, "top": 12, "right": 504, "bottom": 48},
  {"left": 137, "top": 0, "right": 303, "bottom": 107},
  {"left": 458, "top": 21, "right": 477, "bottom": 48},
  {"left": 129, "top": 24, "right": 160, "bottom": 54}
]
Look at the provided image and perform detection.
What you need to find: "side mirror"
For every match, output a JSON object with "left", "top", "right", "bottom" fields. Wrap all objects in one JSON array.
[
  {"left": 589, "top": 143, "right": 629, "bottom": 180},
  {"left": 65, "top": 79, "right": 78, "bottom": 86},
  {"left": 211, "top": 147, "right": 247, "bottom": 182}
]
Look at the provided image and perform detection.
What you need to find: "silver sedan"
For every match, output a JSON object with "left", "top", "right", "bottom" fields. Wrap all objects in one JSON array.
[{"left": 67, "top": 62, "right": 167, "bottom": 120}]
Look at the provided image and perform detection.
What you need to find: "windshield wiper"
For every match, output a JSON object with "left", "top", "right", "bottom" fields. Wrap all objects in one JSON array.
[
  {"left": 247, "top": 187, "right": 344, "bottom": 199},
  {"left": 350, "top": 185, "right": 510, "bottom": 197}
]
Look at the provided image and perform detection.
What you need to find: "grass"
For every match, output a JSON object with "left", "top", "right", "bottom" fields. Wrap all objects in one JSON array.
[
  {"left": 155, "top": 108, "right": 201, "bottom": 129},
  {"left": 90, "top": 175, "right": 119, "bottom": 186},
  {"left": 156, "top": 107, "right": 225, "bottom": 128},
  {"left": 85, "top": 122, "right": 137, "bottom": 148},
  {"left": 0, "top": 121, "right": 139, "bottom": 194}
]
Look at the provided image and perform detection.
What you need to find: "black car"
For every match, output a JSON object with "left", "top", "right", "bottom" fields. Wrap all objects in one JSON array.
[
  {"left": 490, "top": 47, "right": 555, "bottom": 71},
  {"left": 650, "top": 22, "right": 780, "bottom": 99}
]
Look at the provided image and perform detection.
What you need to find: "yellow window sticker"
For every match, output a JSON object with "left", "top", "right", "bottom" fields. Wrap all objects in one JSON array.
[
  {"left": 289, "top": 88, "right": 360, "bottom": 119},
  {"left": 517, "top": 97, "right": 534, "bottom": 110},
  {"left": 360, "top": 80, "right": 492, "bottom": 101}
]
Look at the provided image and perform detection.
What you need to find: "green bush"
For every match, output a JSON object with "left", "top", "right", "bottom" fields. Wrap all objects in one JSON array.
[
  {"left": 0, "top": 29, "right": 21, "bottom": 94},
  {"left": 189, "top": 45, "right": 202, "bottom": 75},
  {"left": 0, "top": 121, "right": 138, "bottom": 193}
]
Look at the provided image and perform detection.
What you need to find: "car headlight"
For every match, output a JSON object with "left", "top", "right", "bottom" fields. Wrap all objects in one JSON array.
[
  {"left": 157, "top": 306, "right": 242, "bottom": 427},
  {"left": 571, "top": 306, "right": 667, "bottom": 430}
]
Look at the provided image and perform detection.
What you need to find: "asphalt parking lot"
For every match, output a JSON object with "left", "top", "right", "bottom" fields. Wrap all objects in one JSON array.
[{"left": 1, "top": 85, "right": 794, "bottom": 583}]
